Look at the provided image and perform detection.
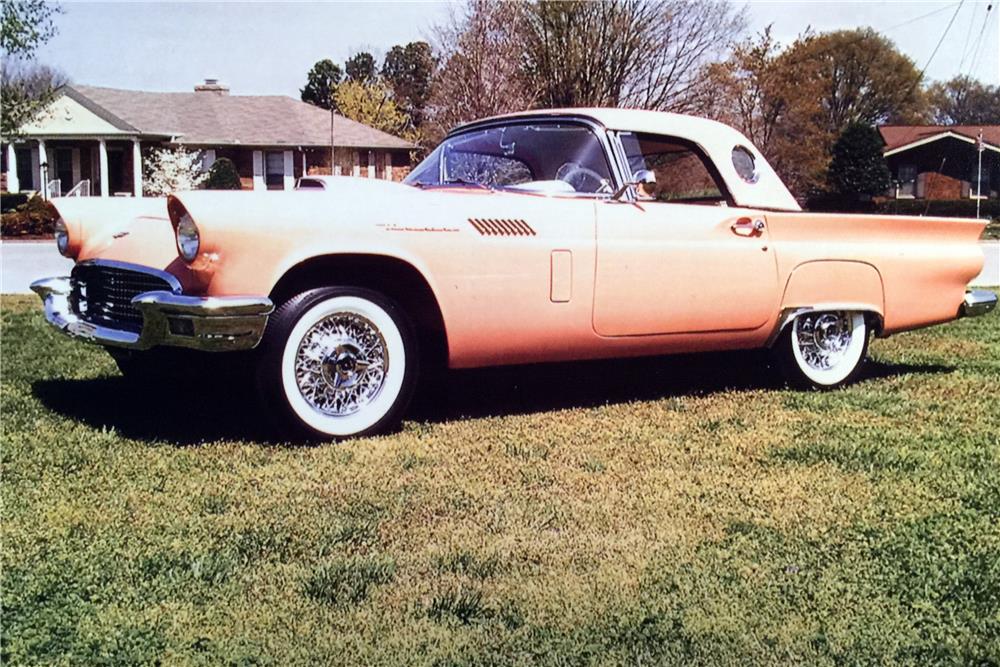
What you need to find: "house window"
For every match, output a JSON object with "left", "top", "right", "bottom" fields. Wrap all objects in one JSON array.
[
  {"left": 265, "top": 151, "right": 285, "bottom": 190},
  {"left": 970, "top": 159, "right": 990, "bottom": 198},
  {"left": 897, "top": 164, "right": 916, "bottom": 198}
]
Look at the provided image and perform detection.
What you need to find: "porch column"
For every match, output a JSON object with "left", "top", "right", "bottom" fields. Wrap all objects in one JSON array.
[
  {"left": 98, "top": 138, "right": 109, "bottom": 197},
  {"left": 6, "top": 143, "right": 19, "bottom": 192},
  {"left": 37, "top": 138, "right": 47, "bottom": 197},
  {"left": 302, "top": 151, "right": 307, "bottom": 175},
  {"left": 132, "top": 139, "right": 143, "bottom": 197},
  {"left": 252, "top": 150, "right": 264, "bottom": 190},
  {"left": 283, "top": 150, "right": 294, "bottom": 190},
  {"left": 366, "top": 150, "right": 375, "bottom": 179},
  {"left": 352, "top": 150, "right": 360, "bottom": 177}
]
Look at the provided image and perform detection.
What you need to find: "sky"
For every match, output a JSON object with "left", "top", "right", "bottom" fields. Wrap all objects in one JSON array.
[{"left": 31, "top": 0, "right": 1000, "bottom": 98}]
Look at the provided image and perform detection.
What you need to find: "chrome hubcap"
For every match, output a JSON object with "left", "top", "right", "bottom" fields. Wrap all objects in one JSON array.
[
  {"left": 795, "top": 311, "right": 853, "bottom": 370},
  {"left": 295, "top": 312, "right": 388, "bottom": 416}
]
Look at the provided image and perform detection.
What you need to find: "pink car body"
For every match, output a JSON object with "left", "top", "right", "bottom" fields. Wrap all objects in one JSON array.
[{"left": 33, "top": 109, "right": 996, "bottom": 439}]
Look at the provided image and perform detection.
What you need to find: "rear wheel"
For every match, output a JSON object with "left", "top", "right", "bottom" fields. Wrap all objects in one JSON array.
[
  {"left": 255, "top": 287, "right": 418, "bottom": 440},
  {"left": 774, "top": 310, "right": 869, "bottom": 389}
]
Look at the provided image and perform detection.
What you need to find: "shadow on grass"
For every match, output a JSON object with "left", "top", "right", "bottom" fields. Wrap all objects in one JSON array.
[
  {"left": 32, "top": 352, "right": 953, "bottom": 445},
  {"left": 410, "top": 354, "right": 955, "bottom": 422}
]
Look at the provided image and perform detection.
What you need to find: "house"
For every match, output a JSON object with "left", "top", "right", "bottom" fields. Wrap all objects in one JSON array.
[
  {"left": 1, "top": 79, "right": 417, "bottom": 197},
  {"left": 879, "top": 125, "right": 999, "bottom": 200}
]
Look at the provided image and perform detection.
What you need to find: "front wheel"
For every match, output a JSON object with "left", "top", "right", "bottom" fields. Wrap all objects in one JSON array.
[
  {"left": 255, "top": 287, "right": 418, "bottom": 440},
  {"left": 774, "top": 310, "right": 869, "bottom": 389}
]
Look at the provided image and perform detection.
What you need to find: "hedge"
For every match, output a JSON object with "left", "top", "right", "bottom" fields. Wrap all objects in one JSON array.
[
  {"left": 1, "top": 196, "right": 59, "bottom": 237},
  {"left": 1, "top": 192, "right": 31, "bottom": 213},
  {"left": 877, "top": 198, "right": 999, "bottom": 220},
  {"left": 807, "top": 195, "right": 999, "bottom": 221}
]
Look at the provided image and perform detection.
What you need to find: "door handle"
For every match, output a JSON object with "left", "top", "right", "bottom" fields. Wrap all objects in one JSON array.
[{"left": 731, "top": 217, "right": 765, "bottom": 237}]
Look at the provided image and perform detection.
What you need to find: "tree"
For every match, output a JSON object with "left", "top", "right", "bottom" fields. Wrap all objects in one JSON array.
[
  {"left": 2, "top": 0, "right": 64, "bottom": 138},
  {"left": 345, "top": 51, "right": 377, "bottom": 83},
  {"left": 300, "top": 59, "right": 343, "bottom": 110},
  {"left": 827, "top": 123, "right": 891, "bottom": 199},
  {"left": 143, "top": 147, "right": 208, "bottom": 196},
  {"left": 425, "top": 0, "right": 537, "bottom": 142},
  {"left": 204, "top": 157, "right": 241, "bottom": 190},
  {"left": 334, "top": 80, "right": 411, "bottom": 139},
  {"left": 781, "top": 28, "right": 928, "bottom": 136},
  {"left": 704, "top": 27, "right": 830, "bottom": 197},
  {"left": 927, "top": 75, "right": 1000, "bottom": 125},
  {"left": 1, "top": 59, "right": 67, "bottom": 137},
  {"left": 1, "top": 0, "right": 61, "bottom": 57},
  {"left": 521, "top": 0, "right": 746, "bottom": 112},
  {"left": 381, "top": 41, "right": 435, "bottom": 129}
]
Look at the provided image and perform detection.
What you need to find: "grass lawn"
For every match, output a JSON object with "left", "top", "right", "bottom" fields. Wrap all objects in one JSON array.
[{"left": 3, "top": 292, "right": 999, "bottom": 665}]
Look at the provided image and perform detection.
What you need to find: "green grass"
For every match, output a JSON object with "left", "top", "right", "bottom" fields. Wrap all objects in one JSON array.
[{"left": 2, "top": 292, "right": 1000, "bottom": 665}]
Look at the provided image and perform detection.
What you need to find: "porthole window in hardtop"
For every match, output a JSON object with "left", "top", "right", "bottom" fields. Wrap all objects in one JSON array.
[
  {"left": 405, "top": 122, "right": 614, "bottom": 194},
  {"left": 731, "top": 146, "right": 759, "bottom": 184},
  {"left": 619, "top": 132, "right": 727, "bottom": 204}
]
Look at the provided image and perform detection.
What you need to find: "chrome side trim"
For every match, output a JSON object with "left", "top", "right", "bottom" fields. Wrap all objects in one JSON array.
[
  {"left": 961, "top": 289, "right": 997, "bottom": 317},
  {"left": 30, "top": 276, "right": 273, "bottom": 352},
  {"left": 765, "top": 303, "right": 884, "bottom": 348},
  {"left": 75, "top": 258, "right": 183, "bottom": 293}
]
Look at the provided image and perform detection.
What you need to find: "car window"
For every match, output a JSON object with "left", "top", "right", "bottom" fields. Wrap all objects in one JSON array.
[
  {"left": 619, "top": 132, "right": 726, "bottom": 204},
  {"left": 406, "top": 122, "right": 614, "bottom": 195},
  {"left": 444, "top": 152, "right": 533, "bottom": 188}
]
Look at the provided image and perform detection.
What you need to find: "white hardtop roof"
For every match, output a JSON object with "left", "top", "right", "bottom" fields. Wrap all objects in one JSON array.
[{"left": 457, "top": 108, "right": 801, "bottom": 211}]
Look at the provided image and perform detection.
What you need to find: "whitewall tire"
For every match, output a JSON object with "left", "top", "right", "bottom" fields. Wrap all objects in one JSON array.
[
  {"left": 775, "top": 310, "right": 869, "bottom": 389},
  {"left": 256, "top": 287, "right": 418, "bottom": 440}
]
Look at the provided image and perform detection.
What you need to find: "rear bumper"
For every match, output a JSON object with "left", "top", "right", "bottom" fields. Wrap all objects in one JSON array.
[
  {"left": 962, "top": 289, "right": 998, "bottom": 317},
  {"left": 30, "top": 276, "right": 273, "bottom": 351}
]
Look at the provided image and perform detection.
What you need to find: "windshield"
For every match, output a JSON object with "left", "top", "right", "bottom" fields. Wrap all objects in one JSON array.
[{"left": 405, "top": 122, "right": 615, "bottom": 195}]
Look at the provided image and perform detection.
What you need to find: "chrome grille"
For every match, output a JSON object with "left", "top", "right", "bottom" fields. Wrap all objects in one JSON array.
[{"left": 70, "top": 263, "right": 174, "bottom": 332}]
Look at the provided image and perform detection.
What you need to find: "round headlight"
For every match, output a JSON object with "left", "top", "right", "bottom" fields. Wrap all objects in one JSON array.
[
  {"left": 176, "top": 213, "right": 200, "bottom": 262},
  {"left": 54, "top": 218, "right": 70, "bottom": 256}
]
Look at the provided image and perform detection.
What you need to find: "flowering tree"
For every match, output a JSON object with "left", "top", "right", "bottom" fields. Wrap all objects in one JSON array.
[{"left": 143, "top": 146, "right": 208, "bottom": 196}]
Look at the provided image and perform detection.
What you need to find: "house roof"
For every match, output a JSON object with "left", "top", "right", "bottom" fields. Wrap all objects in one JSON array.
[
  {"left": 879, "top": 124, "right": 1000, "bottom": 155},
  {"left": 62, "top": 85, "right": 416, "bottom": 150}
]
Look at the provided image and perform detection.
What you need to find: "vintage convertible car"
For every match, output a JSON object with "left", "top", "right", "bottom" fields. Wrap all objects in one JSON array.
[{"left": 32, "top": 109, "right": 997, "bottom": 439}]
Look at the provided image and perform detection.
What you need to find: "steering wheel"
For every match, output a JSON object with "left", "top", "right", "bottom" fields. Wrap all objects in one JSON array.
[{"left": 556, "top": 162, "right": 608, "bottom": 193}]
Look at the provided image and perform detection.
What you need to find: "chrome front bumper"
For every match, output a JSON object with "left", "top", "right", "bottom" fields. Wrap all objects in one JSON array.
[
  {"left": 31, "top": 276, "right": 274, "bottom": 351},
  {"left": 962, "top": 289, "right": 998, "bottom": 318}
]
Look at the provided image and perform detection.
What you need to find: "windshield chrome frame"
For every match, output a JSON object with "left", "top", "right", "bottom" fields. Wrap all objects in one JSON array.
[{"left": 418, "top": 115, "right": 629, "bottom": 199}]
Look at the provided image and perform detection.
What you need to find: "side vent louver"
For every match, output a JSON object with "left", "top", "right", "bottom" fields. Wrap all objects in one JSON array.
[{"left": 468, "top": 218, "right": 536, "bottom": 237}]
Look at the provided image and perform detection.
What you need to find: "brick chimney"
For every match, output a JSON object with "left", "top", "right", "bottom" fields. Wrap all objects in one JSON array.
[{"left": 194, "top": 78, "right": 229, "bottom": 95}]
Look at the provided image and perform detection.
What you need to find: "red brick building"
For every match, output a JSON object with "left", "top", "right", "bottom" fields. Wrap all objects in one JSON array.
[
  {"left": 1, "top": 80, "right": 416, "bottom": 197},
  {"left": 879, "top": 125, "right": 999, "bottom": 200}
]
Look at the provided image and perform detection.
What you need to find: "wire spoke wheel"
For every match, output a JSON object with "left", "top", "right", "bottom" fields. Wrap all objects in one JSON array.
[
  {"left": 258, "top": 288, "right": 417, "bottom": 440},
  {"left": 793, "top": 312, "right": 854, "bottom": 371},
  {"left": 778, "top": 309, "right": 869, "bottom": 389},
  {"left": 294, "top": 312, "right": 389, "bottom": 417}
]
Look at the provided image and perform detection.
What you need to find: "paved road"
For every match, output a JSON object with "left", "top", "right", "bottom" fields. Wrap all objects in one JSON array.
[
  {"left": 1, "top": 241, "right": 74, "bottom": 294},
  {"left": 975, "top": 241, "right": 1000, "bottom": 287},
  {"left": 2, "top": 239, "right": 998, "bottom": 295}
]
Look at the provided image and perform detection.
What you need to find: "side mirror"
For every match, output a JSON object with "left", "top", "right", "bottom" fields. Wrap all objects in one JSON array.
[{"left": 613, "top": 169, "right": 656, "bottom": 200}]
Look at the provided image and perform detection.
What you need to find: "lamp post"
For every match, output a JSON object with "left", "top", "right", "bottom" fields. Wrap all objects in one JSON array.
[{"left": 976, "top": 130, "right": 984, "bottom": 220}]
